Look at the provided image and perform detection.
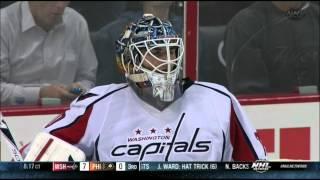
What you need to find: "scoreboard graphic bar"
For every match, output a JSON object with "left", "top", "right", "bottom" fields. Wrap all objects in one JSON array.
[{"left": 0, "top": 161, "right": 318, "bottom": 172}]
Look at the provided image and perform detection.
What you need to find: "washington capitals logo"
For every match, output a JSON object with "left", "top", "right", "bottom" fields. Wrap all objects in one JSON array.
[{"left": 111, "top": 113, "right": 212, "bottom": 160}]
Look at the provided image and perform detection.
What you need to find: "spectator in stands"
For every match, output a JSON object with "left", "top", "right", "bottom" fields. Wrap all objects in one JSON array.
[
  {"left": 0, "top": 1, "right": 97, "bottom": 105},
  {"left": 224, "top": 1, "right": 319, "bottom": 94},
  {"left": 91, "top": 1, "right": 183, "bottom": 86}
]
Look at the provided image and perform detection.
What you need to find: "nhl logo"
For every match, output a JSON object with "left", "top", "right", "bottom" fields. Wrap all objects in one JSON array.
[{"left": 251, "top": 160, "right": 271, "bottom": 173}]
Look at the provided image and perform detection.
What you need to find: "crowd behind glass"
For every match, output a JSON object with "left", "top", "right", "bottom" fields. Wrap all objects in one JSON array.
[{"left": 0, "top": 1, "right": 318, "bottom": 106}]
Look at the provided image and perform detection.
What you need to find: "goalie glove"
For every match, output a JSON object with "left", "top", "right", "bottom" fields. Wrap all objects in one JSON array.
[{"left": 24, "top": 132, "right": 85, "bottom": 161}]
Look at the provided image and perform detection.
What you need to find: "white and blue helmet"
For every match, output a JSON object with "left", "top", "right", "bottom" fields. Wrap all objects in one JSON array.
[{"left": 116, "top": 14, "right": 184, "bottom": 103}]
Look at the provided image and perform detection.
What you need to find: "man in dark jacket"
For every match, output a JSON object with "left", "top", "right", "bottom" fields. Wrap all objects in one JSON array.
[{"left": 224, "top": 1, "right": 319, "bottom": 94}]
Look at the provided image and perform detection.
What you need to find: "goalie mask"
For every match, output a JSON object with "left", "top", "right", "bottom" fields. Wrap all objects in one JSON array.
[{"left": 116, "top": 14, "right": 184, "bottom": 109}]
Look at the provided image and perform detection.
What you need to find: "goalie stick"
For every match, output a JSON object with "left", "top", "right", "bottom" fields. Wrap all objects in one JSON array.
[{"left": 0, "top": 113, "right": 23, "bottom": 161}]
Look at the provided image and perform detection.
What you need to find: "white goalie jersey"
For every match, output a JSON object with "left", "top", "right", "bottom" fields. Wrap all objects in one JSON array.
[{"left": 28, "top": 81, "right": 266, "bottom": 161}]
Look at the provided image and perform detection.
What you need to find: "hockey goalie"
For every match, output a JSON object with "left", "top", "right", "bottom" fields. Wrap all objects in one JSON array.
[{"left": 2, "top": 14, "right": 267, "bottom": 162}]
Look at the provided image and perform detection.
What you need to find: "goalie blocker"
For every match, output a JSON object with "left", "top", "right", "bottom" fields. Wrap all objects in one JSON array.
[{"left": 24, "top": 132, "right": 85, "bottom": 161}]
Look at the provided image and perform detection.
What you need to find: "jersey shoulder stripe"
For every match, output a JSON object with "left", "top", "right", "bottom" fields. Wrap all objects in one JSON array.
[
  {"left": 45, "top": 84, "right": 128, "bottom": 129},
  {"left": 48, "top": 84, "right": 129, "bottom": 144},
  {"left": 193, "top": 81, "right": 231, "bottom": 99},
  {"left": 83, "top": 84, "right": 129, "bottom": 107}
]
